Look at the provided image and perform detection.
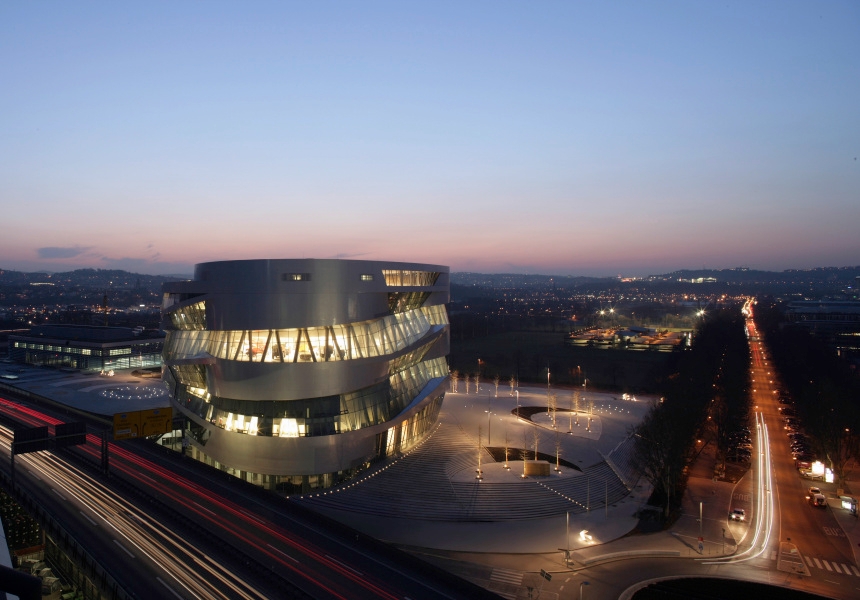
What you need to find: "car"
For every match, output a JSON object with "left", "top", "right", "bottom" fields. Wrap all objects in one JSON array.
[
  {"left": 808, "top": 493, "right": 826, "bottom": 508},
  {"left": 807, "top": 486, "right": 821, "bottom": 496},
  {"left": 730, "top": 508, "right": 746, "bottom": 521}
]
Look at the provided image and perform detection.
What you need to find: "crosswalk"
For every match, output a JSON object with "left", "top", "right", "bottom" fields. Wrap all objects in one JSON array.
[
  {"left": 489, "top": 568, "right": 523, "bottom": 600},
  {"left": 769, "top": 550, "right": 860, "bottom": 576}
]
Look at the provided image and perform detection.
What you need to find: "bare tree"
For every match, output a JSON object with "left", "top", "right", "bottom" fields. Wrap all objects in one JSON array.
[
  {"left": 474, "top": 372, "right": 480, "bottom": 393},
  {"left": 464, "top": 374, "right": 471, "bottom": 394},
  {"left": 587, "top": 398, "right": 595, "bottom": 430},
  {"left": 450, "top": 370, "right": 460, "bottom": 393},
  {"left": 573, "top": 390, "right": 581, "bottom": 426},
  {"left": 504, "top": 427, "right": 510, "bottom": 468},
  {"left": 549, "top": 393, "right": 558, "bottom": 428},
  {"left": 521, "top": 430, "right": 529, "bottom": 478},
  {"left": 476, "top": 425, "right": 483, "bottom": 478},
  {"left": 532, "top": 427, "right": 541, "bottom": 460},
  {"left": 554, "top": 431, "right": 562, "bottom": 472},
  {"left": 631, "top": 401, "right": 690, "bottom": 519},
  {"left": 493, "top": 374, "right": 500, "bottom": 397},
  {"left": 509, "top": 375, "right": 516, "bottom": 396}
]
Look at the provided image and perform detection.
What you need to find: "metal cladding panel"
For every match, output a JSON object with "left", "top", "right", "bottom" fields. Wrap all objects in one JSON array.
[
  {"left": 205, "top": 291, "right": 385, "bottom": 332},
  {"left": 210, "top": 358, "right": 390, "bottom": 401},
  {"left": 168, "top": 259, "right": 448, "bottom": 331}
]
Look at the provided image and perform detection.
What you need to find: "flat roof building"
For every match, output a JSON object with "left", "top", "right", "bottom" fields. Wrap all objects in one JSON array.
[
  {"left": 785, "top": 300, "right": 860, "bottom": 362},
  {"left": 9, "top": 324, "right": 164, "bottom": 372},
  {"left": 161, "top": 259, "right": 450, "bottom": 493}
]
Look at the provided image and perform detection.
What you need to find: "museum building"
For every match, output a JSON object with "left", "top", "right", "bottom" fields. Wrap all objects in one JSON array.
[{"left": 161, "top": 259, "right": 450, "bottom": 493}]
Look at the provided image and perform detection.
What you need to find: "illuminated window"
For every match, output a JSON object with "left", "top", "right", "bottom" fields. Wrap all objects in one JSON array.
[
  {"left": 382, "top": 270, "right": 440, "bottom": 286},
  {"left": 283, "top": 273, "right": 311, "bottom": 282},
  {"left": 360, "top": 274, "right": 374, "bottom": 281}
]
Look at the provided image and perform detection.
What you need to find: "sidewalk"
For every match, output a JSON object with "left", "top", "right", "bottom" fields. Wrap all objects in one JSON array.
[{"left": 567, "top": 438, "right": 746, "bottom": 568}]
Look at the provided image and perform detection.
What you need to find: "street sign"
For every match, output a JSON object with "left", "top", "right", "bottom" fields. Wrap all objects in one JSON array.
[
  {"left": 140, "top": 407, "right": 173, "bottom": 437},
  {"left": 13, "top": 426, "right": 49, "bottom": 454},
  {"left": 540, "top": 569, "right": 552, "bottom": 581},
  {"left": 113, "top": 407, "right": 173, "bottom": 440},
  {"left": 55, "top": 422, "right": 87, "bottom": 448},
  {"left": 113, "top": 411, "right": 141, "bottom": 440}
]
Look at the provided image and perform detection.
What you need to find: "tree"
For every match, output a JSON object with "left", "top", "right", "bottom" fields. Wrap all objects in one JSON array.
[
  {"left": 464, "top": 374, "right": 471, "bottom": 394},
  {"left": 554, "top": 431, "right": 562, "bottom": 472},
  {"left": 549, "top": 393, "right": 558, "bottom": 428},
  {"left": 567, "top": 390, "right": 579, "bottom": 433},
  {"left": 521, "top": 430, "right": 530, "bottom": 478},
  {"left": 450, "top": 370, "right": 460, "bottom": 393},
  {"left": 532, "top": 427, "right": 541, "bottom": 460},
  {"left": 509, "top": 376, "right": 516, "bottom": 396},
  {"left": 476, "top": 425, "right": 483, "bottom": 478},
  {"left": 493, "top": 374, "right": 500, "bottom": 397},
  {"left": 631, "top": 401, "right": 689, "bottom": 518}
]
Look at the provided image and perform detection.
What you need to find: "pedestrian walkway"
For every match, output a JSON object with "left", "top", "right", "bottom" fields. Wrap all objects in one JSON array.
[{"left": 802, "top": 555, "right": 860, "bottom": 577}]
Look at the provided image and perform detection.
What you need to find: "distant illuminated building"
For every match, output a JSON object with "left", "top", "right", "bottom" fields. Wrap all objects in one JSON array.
[
  {"left": 785, "top": 300, "right": 860, "bottom": 362},
  {"left": 9, "top": 324, "right": 164, "bottom": 371},
  {"left": 161, "top": 259, "right": 450, "bottom": 493}
]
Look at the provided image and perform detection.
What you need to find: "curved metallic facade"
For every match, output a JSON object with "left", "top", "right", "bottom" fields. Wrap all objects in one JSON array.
[{"left": 161, "top": 259, "right": 449, "bottom": 492}]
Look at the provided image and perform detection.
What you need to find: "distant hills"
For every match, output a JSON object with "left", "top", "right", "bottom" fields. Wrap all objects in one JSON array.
[
  {"left": 0, "top": 268, "right": 187, "bottom": 293},
  {"left": 1, "top": 265, "right": 858, "bottom": 293},
  {"left": 452, "top": 266, "right": 860, "bottom": 288}
]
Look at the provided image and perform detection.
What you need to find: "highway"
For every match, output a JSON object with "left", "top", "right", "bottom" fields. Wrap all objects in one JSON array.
[
  {"left": 0, "top": 395, "right": 497, "bottom": 600},
  {"left": 0, "top": 423, "right": 269, "bottom": 600}
]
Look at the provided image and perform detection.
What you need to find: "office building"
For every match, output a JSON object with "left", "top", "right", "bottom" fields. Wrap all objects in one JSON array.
[{"left": 9, "top": 324, "right": 163, "bottom": 371}]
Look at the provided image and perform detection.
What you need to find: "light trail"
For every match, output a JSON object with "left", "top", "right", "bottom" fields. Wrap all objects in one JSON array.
[
  {"left": 0, "top": 398, "right": 384, "bottom": 599},
  {"left": 703, "top": 309, "right": 778, "bottom": 566},
  {"left": 0, "top": 425, "right": 268, "bottom": 600}
]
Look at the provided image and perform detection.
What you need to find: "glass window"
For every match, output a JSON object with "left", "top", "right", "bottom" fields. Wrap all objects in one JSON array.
[
  {"left": 382, "top": 270, "right": 440, "bottom": 286},
  {"left": 164, "top": 305, "right": 448, "bottom": 364}
]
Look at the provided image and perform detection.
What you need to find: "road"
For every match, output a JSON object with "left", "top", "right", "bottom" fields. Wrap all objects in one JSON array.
[
  {"left": 0, "top": 423, "right": 270, "bottom": 600},
  {"left": 0, "top": 395, "right": 498, "bottom": 600}
]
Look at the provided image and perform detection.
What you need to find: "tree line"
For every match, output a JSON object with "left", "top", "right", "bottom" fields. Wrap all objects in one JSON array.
[{"left": 631, "top": 306, "right": 750, "bottom": 519}]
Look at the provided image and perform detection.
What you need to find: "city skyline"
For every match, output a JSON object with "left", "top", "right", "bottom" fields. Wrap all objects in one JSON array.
[{"left": 2, "top": 2, "right": 858, "bottom": 277}]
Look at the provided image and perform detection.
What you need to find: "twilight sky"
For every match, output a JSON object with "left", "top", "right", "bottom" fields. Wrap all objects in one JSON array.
[{"left": 2, "top": 2, "right": 858, "bottom": 277}]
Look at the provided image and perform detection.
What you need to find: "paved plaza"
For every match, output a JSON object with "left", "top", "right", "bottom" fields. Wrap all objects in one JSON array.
[{"left": 298, "top": 382, "right": 655, "bottom": 553}]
